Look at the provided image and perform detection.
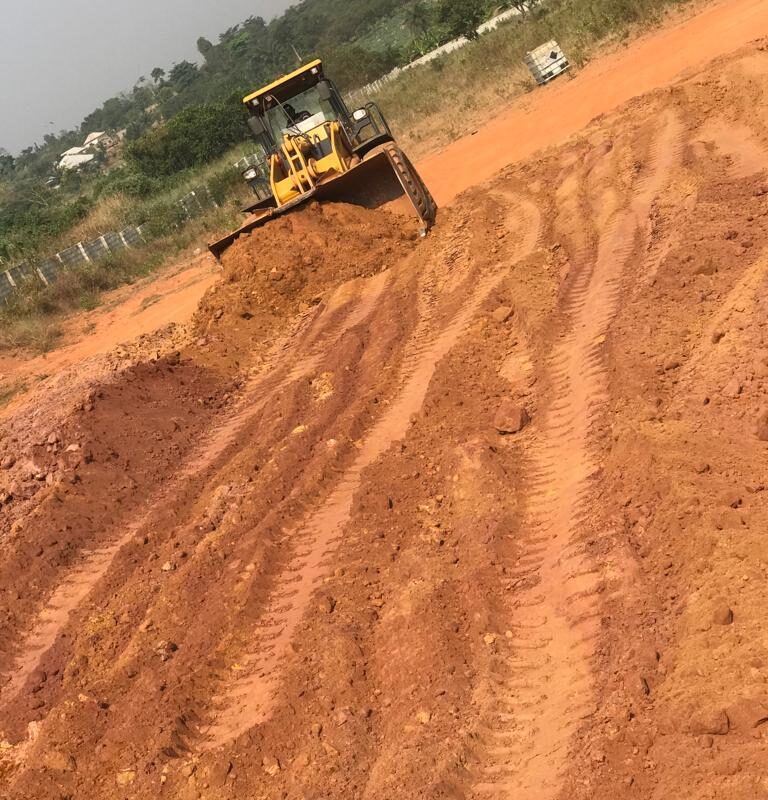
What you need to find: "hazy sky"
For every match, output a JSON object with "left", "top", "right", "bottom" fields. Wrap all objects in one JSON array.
[{"left": 0, "top": 0, "right": 294, "bottom": 153}]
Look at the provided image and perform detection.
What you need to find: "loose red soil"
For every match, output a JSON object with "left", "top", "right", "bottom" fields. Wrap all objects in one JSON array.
[{"left": 3, "top": 12, "right": 768, "bottom": 800}]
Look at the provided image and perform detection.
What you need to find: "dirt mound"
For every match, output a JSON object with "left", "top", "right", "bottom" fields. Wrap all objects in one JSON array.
[{"left": 193, "top": 202, "right": 414, "bottom": 371}]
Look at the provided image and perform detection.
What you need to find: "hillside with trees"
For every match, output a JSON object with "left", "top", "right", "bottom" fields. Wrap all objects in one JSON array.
[{"left": 0, "top": 0, "right": 502, "bottom": 268}]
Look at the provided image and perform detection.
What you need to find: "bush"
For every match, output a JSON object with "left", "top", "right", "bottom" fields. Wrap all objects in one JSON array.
[
  {"left": 323, "top": 44, "right": 404, "bottom": 91},
  {"left": 127, "top": 96, "right": 250, "bottom": 177},
  {"left": 438, "top": 0, "right": 490, "bottom": 40},
  {"left": 0, "top": 192, "right": 92, "bottom": 262},
  {"left": 93, "top": 166, "right": 164, "bottom": 200},
  {"left": 0, "top": 248, "right": 161, "bottom": 326}
]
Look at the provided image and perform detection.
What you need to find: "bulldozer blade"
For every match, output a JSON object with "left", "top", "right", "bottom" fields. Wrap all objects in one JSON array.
[
  {"left": 208, "top": 144, "right": 437, "bottom": 261},
  {"left": 314, "top": 144, "right": 437, "bottom": 234}
]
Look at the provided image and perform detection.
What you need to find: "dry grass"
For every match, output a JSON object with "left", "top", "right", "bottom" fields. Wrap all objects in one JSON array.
[
  {"left": 0, "top": 318, "right": 64, "bottom": 354},
  {"left": 0, "top": 202, "right": 242, "bottom": 354},
  {"left": 376, "top": 0, "right": 694, "bottom": 157},
  {"left": 65, "top": 193, "right": 133, "bottom": 244},
  {"left": 0, "top": 380, "right": 28, "bottom": 408}
]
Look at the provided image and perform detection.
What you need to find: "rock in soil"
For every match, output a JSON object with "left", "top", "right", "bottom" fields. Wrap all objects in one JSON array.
[
  {"left": 494, "top": 399, "right": 530, "bottom": 434},
  {"left": 712, "top": 604, "right": 734, "bottom": 625},
  {"left": 491, "top": 305, "right": 515, "bottom": 324}
]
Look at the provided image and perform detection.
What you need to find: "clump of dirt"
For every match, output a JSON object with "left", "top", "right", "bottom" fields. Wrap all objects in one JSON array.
[
  {"left": 0, "top": 321, "right": 216, "bottom": 541},
  {"left": 193, "top": 202, "right": 413, "bottom": 369}
]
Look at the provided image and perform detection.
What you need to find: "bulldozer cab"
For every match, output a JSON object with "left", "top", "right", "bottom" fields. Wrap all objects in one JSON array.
[
  {"left": 244, "top": 60, "right": 391, "bottom": 160},
  {"left": 250, "top": 63, "right": 338, "bottom": 141}
]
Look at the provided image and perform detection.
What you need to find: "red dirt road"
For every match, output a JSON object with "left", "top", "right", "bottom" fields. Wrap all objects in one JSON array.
[
  {"left": 3, "top": 7, "right": 768, "bottom": 800},
  {"left": 0, "top": 253, "right": 218, "bottom": 417}
]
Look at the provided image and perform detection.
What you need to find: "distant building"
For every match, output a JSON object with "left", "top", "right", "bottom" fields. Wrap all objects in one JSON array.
[
  {"left": 83, "top": 131, "right": 118, "bottom": 150},
  {"left": 58, "top": 148, "right": 96, "bottom": 171},
  {"left": 57, "top": 130, "right": 119, "bottom": 171}
]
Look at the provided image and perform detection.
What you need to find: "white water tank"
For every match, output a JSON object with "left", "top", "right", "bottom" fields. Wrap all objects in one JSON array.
[{"left": 524, "top": 40, "right": 570, "bottom": 86}]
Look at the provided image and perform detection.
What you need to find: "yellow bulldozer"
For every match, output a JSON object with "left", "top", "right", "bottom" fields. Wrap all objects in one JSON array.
[{"left": 209, "top": 60, "right": 437, "bottom": 259}]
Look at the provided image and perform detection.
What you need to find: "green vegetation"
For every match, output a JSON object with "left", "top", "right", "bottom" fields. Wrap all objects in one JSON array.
[
  {"left": 125, "top": 96, "right": 249, "bottom": 177},
  {"left": 0, "top": 380, "right": 29, "bottom": 407},
  {"left": 438, "top": 0, "right": 489, "bottom": 40},
  {"left": 0, "top": 0, "right": 692, "bottom": 355},
  {"left": 0, "top": 196, "right": 243, "bottom": 352}
]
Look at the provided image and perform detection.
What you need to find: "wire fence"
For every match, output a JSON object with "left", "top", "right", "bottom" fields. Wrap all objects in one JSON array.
[{"left": 0, "top": 183, "right": 219, "bottom": 304}]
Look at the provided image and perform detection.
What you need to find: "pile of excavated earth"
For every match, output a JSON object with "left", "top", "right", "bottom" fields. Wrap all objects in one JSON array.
[{"left": 2, "top": 39, "right": 768, "bottom": 800}]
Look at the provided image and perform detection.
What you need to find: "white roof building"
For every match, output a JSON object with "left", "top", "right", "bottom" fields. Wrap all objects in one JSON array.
[
  {"left": 58, "top": 152, "right": 96, "bottom": 171},
  {"left": 83, "top": 131, "right": 107, "bottom": 147},
  {"left": 57, "top": 131, "right": 117, "bottom": 171},
  {"left": 61, "top": 146, "right": 86, "bottom": 157}
]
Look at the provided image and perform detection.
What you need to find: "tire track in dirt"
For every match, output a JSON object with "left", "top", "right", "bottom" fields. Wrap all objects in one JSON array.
[
  {"left": 0, "top": 219, "right": 471, "bottom": 767},
  {"left": 474, "top": 110, "right": 682, "bottom": 799},
  {"left": 202, "top": 195, "right": 543, "bottom": 750},
  {"left": 0, "top": 273, "right": 392, "bottom": 750},
  {"left": 185, "top": 268, "right": 394, "bottom": 478},
  {"left": 74, "top": 219, "right": 475, "bottom": 759}
]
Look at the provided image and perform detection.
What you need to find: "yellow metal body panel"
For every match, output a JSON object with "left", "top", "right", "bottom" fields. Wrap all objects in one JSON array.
[
  {"left": 243, "top": 60, "right": 323, "bottom": 105},
  {"left": 269, "top": 120, "right": 353, "bottom": 208}
]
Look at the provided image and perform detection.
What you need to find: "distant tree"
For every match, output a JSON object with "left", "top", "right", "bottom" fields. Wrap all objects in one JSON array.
[
  {"left": 197, "top": 37, "right": 214, "bottom": 61},
  {"left": 151, "top": 67, "right": 166, "bottom": 84},
  {"left": 126, "top": 96, "right": 248, "bottom": 177},
  {"left": 438, "top": 0, "right": 488, "bottom": 40},
  {"left": 324, "top": 45, "right": 402, "bottom": 91},
  {"left": 157, "top": 85, "right": 176, "bottom": 103},
  {"left": 0, "top": 148, "right": 14, "bottom": 177},
  {"left": 169, "top": 60, "right": 200, "bottom": 90},
  {"left": 132, "top": 84, "right": 155, "bottom": 110},
  {"left": 407, "top": 1, "right": 437, "bottom": 36},
  {"left": 81, "top": 95, "right": 131, "bottom": 133},
  {"left": 125, "top": 117, "right": 148, "bottom": 142},
  {"left": 219, "top": 24, "right": 241, "bottom": 42}
]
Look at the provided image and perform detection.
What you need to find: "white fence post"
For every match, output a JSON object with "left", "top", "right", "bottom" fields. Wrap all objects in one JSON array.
[{"left": 77, "top": 242, "right": 91, "bottom": 263}]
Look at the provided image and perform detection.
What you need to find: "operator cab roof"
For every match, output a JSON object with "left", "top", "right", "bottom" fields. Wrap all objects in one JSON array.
[{"left": 243, "top": 60, "right": 324, "bottom": 109}]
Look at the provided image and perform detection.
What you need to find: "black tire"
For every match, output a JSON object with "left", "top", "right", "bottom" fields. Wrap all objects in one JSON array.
[{"left": 383, "top": 143, "right": 438, "bottom": 232}]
